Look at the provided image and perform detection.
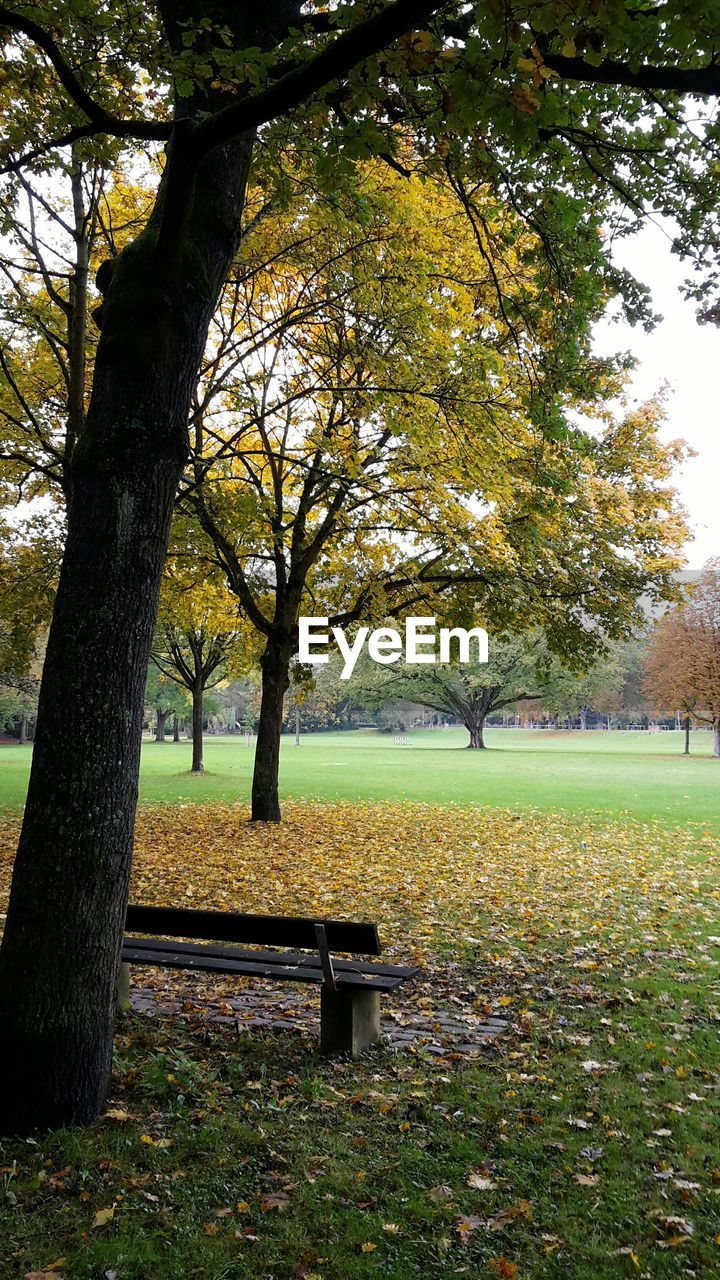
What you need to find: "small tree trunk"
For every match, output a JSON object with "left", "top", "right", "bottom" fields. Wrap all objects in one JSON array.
[
  {"left": 714, "top": 722, "right": 720, "bottom": 758},
  {"left": 295, "top": 703, "right": 300, "bottom": 746},
  {"left": 155, "top": 709, "right": 169, "bottom": 742},
  {"left": 684, "top": 716, "right": 691, "bottom": 755},
  {"left": 173, "top": 714, "right": 180, "bottom": 743},
  {"left": 251, "top": 639, "right": 291, "bottom": 821},
  {"left": 579, "top": 707, "right": 588, "bottom": 731},
  {"left": 18, "top": 716, "right": 27, "bottom": 745},
  {"left": 191, "top": 685, "right": 204, "bottom": 773}
]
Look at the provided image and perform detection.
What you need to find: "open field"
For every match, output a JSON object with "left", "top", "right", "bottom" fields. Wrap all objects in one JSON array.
[
  {"left": 1, "top": 802, "right": 718, "bottom": 1279},
  {"left": 1, "top": 728, "right": 719, "bottom": 829}
]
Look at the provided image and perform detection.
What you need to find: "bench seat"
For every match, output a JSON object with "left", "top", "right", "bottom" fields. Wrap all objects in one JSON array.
[{"left": 119, "top": 904, "right": 419, "bottom": 1054}]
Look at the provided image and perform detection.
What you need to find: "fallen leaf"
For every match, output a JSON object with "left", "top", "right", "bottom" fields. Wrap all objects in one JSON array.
[
  {"left": 428, "top": 1184, "right": 454, "bottom": 1202},
  {"left": 92, "top": 1206, "right": 115, "bottom": 1229},
  {"left": 467, "top": 1172, "right": 496, "bottom": 1190},
  {"left": 487, "top": 1200, "right": 532, "bottom": 1231},
  {"left": 260, "top": 1192, "right": 290, "bottom": 1212},
  {"left": 489, "top": 1259, "right": 518, "bottom": 1279},
  {"left": 455, "top": 1214, "right": 483, "bottom": 1243}
]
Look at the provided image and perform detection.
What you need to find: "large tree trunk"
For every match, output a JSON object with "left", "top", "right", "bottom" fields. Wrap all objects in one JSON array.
[
  {"left": 18, "top": 716, "right": 27, "bottom": 745},
  {"left": 251, "top": 640, "right": 292, "bottom": 821},
  {"left": 155, "top": 709, "right": 170, "bottom": 742},
  {"left": 0, "top": 130, "right": 254, "bottom": 1134},
  {"left": 191, "top": 684, "right": 204, "bottom": 773},
  {"left": 466, "top": 718, "right": 486, "bottom": 749}
]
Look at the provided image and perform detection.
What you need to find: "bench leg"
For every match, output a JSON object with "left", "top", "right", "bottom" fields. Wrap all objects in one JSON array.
[
  {"left": 320, "top": 987, "right": 381, "bottom": 1055},
  {"left": 116, "top": 962, "right": 131, "bottom": 1012}
]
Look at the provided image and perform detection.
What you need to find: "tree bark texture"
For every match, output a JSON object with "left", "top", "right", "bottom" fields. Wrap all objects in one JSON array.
[
  {"left": 466, "top": 718, "right": 486, "bottom": 749},
  {"left": 684, "top": 716, "right": 690, "bottom": 755},
  {"left": 251, "top": 640, "right": 292, "bottom": 821},
  {"left": 0, "top": 128, "right": 254, "bottom": 1133},
  {"left": 155, "top": 709, "right": 170, "bottom": 742},
  {"left": 191, "top": 684, "right": 204, "bottom": 773}
]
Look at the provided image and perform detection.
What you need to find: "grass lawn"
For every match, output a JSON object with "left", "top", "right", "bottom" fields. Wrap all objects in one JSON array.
[
  {"left": 0, "top": 802, "right": 719, "bottom": 1279},
  {"left": 3, "top": 727, "right": 719, "bottom": 829}
]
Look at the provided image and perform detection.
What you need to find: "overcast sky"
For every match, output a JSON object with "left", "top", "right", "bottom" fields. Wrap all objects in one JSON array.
[{"left": 593, "top": 222, "right": 720, "bottom": 570}]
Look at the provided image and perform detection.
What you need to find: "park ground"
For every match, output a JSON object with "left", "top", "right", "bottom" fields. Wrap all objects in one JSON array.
[
  {"left": 0, "top": 727, "right": 719, "bottom": 828},
  {"left": 0, "top": 733, "right": 718, "bottom": 1278}
]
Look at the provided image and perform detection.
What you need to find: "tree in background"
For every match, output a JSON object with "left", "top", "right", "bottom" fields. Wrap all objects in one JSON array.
[
  {"left": 537, "top": 653, "right": 623, "bottom": 730},
  {"left": 355, "top": 632, "right": 587, "bottom": 748},
  {"left": 144, "top": 666, "right": 189, "bottom": 745},
  {"left": 0, "top": 514, "right": 59, "bottom": 746},
  {"left": 151, "top": 551, "right": 250, "bottom": 772},
  {"left": 0, "top": 159, "right": 154, "bottom": 504},
  {"left": 150, "top": 627, "right": 238, "bottom": 773},
  {"left": 644, "top": 562, "right": 720, "bottom": 756}
]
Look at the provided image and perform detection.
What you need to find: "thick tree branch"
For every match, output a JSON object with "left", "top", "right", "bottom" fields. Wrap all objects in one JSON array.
[
  {"left": 543, "top": 51, "right": 720, "bottom": 97},
  {"left": 191, "top": 0, "right": 448, "bottom": 154}
]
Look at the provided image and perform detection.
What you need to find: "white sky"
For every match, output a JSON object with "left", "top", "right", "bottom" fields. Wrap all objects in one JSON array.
[{"left": 593, "top": 222, "right": 720, "bottom": 569}]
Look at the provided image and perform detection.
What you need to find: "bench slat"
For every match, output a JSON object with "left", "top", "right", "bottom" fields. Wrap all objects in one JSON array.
[
  {"left": 121, "top": 944, "right": 405, "bottom": 991},
  {"left": 122, "top": 934, "right": 418, "bottom": 980},
  {"left": 125, "top": 905, "right": 381, "bottom": 956}
]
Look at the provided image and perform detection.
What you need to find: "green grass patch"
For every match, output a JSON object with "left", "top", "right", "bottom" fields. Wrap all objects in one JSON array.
[{"left": 2, "top": 728, "right": 719, "bottom": 829}]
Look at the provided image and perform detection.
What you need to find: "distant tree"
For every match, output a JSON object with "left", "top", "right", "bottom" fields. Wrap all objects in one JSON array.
[
  {"left": 150, "top": 556, "right": 248, "bottom": 771},
  {"left": 144, "top": 667, "right": 189, "bottom": 745},
  {"left": 644, "top": 562, "right": 720, "bottom": 756},
  {"left": 538, "top": 654, "right": 623, "bottom": 729},
  {"left": 358, "top": 634, "right": 561, "bottom": 749},
  {"left": 0, "top": 513, "right": 59, "bottom": 676},
  {"left": 150, "top": 626, "right": 236, "bottom": 772}
]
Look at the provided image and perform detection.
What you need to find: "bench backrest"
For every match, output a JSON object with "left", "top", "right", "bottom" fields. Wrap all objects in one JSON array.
[{"left": 125, "top": 904, "right": 381, "bottom": 956}]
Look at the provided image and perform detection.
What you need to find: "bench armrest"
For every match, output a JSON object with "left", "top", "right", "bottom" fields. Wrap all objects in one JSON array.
[{"left": 313, "top": 922, "right": 337, "bottom": 989}]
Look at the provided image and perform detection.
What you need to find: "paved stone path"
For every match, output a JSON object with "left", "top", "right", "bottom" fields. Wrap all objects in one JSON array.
[{"left": 129, "top": 980, "right": 508, "bottom": 1057}]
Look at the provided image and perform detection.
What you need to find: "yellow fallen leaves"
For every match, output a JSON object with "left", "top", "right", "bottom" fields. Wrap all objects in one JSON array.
[
  {"left": 91, "top": 1205, "right": 115, "bottom": 1228},
  {"left": 1, "top": 801, "right": 713, "bottom": 963}
]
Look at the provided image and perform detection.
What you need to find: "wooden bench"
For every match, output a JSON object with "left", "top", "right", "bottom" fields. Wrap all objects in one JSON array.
[{"left": 119, "top": 904, "right": 419, "bottom": 1055}]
